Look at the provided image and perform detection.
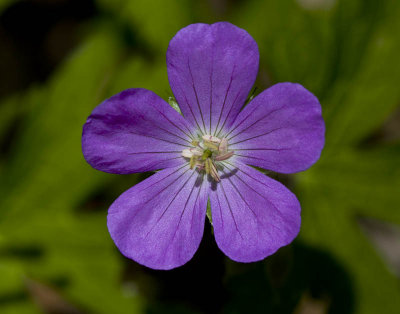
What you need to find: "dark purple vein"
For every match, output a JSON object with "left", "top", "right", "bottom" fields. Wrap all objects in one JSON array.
[
  {"left": 153, "top": 106, "right": 195, "bottom": 140},
  {"left": 219, "top": 180, "right": 243, "bottom": 239},
  {"left": 145, "top": 170, "right": 196, "bottom": 238},
  {"left": 223, "top": 161, "right": 278, "bottom": 193},
  {"left": 188, "top": 59, "right": 207, "bottom": 135},
  {"left": 128, "top": 131, "right": 191, "bottom": 147},
  {"left": 213, "top": 65, "right": 236, "bottom": 136},
  {"left": 215, "top": 89, "right": 241, "bottom": 138},
  {"left": 209, "top": 58, "right": 214, "bottom": 135},
  {"left": 120, "top": 165, "right": 190, "bottom": 225},
  {"left": 229, "top": 127, "right": 284, "bottom": 146},
  {"left": 128, "top": 151, "right": 181, "bottom": 154},
  {"left": 223, "top": 163, "right": 286, "bottom": 218},
  {"left": 141, "top": 164, "right": 189, "bottom": 193},
  {"left": 149, "top": 110, "right": 193, "bottom": 143},
  {"left": 166, "top": 173, "right": 202, "bottom": 256},
  {"left": 176, "top": 80, "right": 204, "bottom": 135},
  {"left": 221, "top": 169, "right": 257, "bottom": 220},
  {"left": 234, "top": 147, "right": 291, "bottom": 151},
  {"left": 190, "top": 175, "right": 204, "bottom": 233},
  {"left": 227, "top": 106, "right": 286, "bottom": 141},
  {"left": 215, "top": 190, "right": 224, "bottom": 231}
]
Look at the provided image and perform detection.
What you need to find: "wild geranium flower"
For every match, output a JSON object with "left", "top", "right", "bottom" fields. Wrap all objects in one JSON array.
[{"left": 82, "top": 22, "right": 325, "bottom": 270}]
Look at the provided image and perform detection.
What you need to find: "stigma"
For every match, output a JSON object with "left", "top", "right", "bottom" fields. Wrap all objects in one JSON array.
[{"left": 182, "top": 134, "right": 234, "bottom": 182}]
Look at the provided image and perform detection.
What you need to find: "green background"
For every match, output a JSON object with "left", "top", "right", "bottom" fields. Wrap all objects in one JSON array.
[{"left": 1, "top": 0, "right": 399, "bottom": 313}]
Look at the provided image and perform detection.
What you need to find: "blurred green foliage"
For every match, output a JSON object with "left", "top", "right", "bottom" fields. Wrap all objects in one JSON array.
[{"left": 0, "top": 0, "right": 399, "bottom": 313}]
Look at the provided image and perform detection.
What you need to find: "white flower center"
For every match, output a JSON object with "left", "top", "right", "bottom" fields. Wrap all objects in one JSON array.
[{"left": 182, "top": 134, "right": 234, "bottom": 182}]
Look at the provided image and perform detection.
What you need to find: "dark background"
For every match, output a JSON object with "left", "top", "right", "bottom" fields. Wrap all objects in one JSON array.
[{"left": 1, "top": 0, "right": 400, "bottom": 313}]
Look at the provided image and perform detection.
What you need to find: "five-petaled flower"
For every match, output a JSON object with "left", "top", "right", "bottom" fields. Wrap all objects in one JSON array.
[{"left": 82, "top": 22, "right": 325, "bottom": 270}]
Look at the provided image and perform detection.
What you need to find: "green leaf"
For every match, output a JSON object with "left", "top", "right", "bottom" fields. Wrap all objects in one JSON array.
[
  {"left": 95, "top": 0, "right": 191, "bottom": 53},
  {"left": 322, "top": 0, "right": 400, "bottom": 149},
  {"left": 0, "top": 27, "right": 143, "bottom": 314},
  {"left": 298, "top": 188, "right": 400, "bottom": 314},
  {"left": 108, "top": 56, "right": 170, "bottom": 98},
  {"left": 296, "top": 144, "right": 400, "bottom": 314},
  {"left": 299, "top": 145, "right": 400, "bottom": 223},
  {"left": 231, "top": 0, "right": 334, "bottom": 94}
]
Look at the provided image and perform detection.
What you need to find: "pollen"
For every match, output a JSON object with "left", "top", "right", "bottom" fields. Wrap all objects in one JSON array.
[{"left": 182, "top": 134, "right": 234, "bottom": 182}]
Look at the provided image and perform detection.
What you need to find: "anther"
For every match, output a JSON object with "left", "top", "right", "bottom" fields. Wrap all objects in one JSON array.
[
  {"left": 202, "top": 135, "right": 221, "bottom": 143},
  {"left": 215, "top": 151, "right": 234, "bottom": 161},
  {"left": 219, "top": 138, "right": 228, "bottom": 153}
]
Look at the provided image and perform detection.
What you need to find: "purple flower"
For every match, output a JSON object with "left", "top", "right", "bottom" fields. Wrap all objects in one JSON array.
[{"left": 82, "top": 22, "right": 325, "bottom": 270}]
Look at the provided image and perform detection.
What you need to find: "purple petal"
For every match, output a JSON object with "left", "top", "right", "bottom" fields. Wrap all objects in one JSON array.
[
  {"left": 82, "top": 88, "right": 195, "bottom": 174},
  {"left": 167, "top": 22, "right": 259, "bottom": 136},
  {"left": 107, "top": 165, "right": 208, "bottom": 270},
  {"left": 226, "top": 83, "right": 325, "bottom": 173},
  {"left": 209, "top": 161, "right": 300, "bottom": 262}
]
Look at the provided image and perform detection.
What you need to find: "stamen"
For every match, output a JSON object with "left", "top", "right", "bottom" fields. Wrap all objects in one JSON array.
[
  {"left": 191, "top": 147, "right": 203, "bottom": 156},
  {"left": 215, "top": 151, "right": 234, "bottom": 161},
  {"left": 203, "top": 141, "right": 219, "bottom": 150},
  {"left": 182, "top": 149, "right": 193, "bottom": 158},
  {"left": 182, "top": 134, "right": 233, "bottom": 182},
  {"left": 204, "top": 158, "right": 211, "bottom": 174},
  {"left": 182, "top": 147, "right": 202, "bottom": 158},
  {"left": 219, "top": 138, "right": 228, "bottom": 153},
  {"left": 189, "top": 156, "right": 197, "bottom": 169},
  {"left": 202, "top": 134, "right": 221, "bottom": 143},
  {"left": 205, "top": 159, "right": 220, "bottom": 182}
]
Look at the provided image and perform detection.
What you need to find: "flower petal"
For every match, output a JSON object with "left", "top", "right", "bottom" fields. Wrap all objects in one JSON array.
[
  {"left": 209, "top": 161, "right": 301, "bottom": 262},
  {"left": 226, "top": 83, "right": 325, "bottom": 173},
  {"left": 167, "top": 22, "right": 259, "bottom": 136},
  {"left": 82, "top": 88, "right": 195, "bottom": 174},
  {"left": 107, "top": 165, "right": 208, "bottom": 270}
]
